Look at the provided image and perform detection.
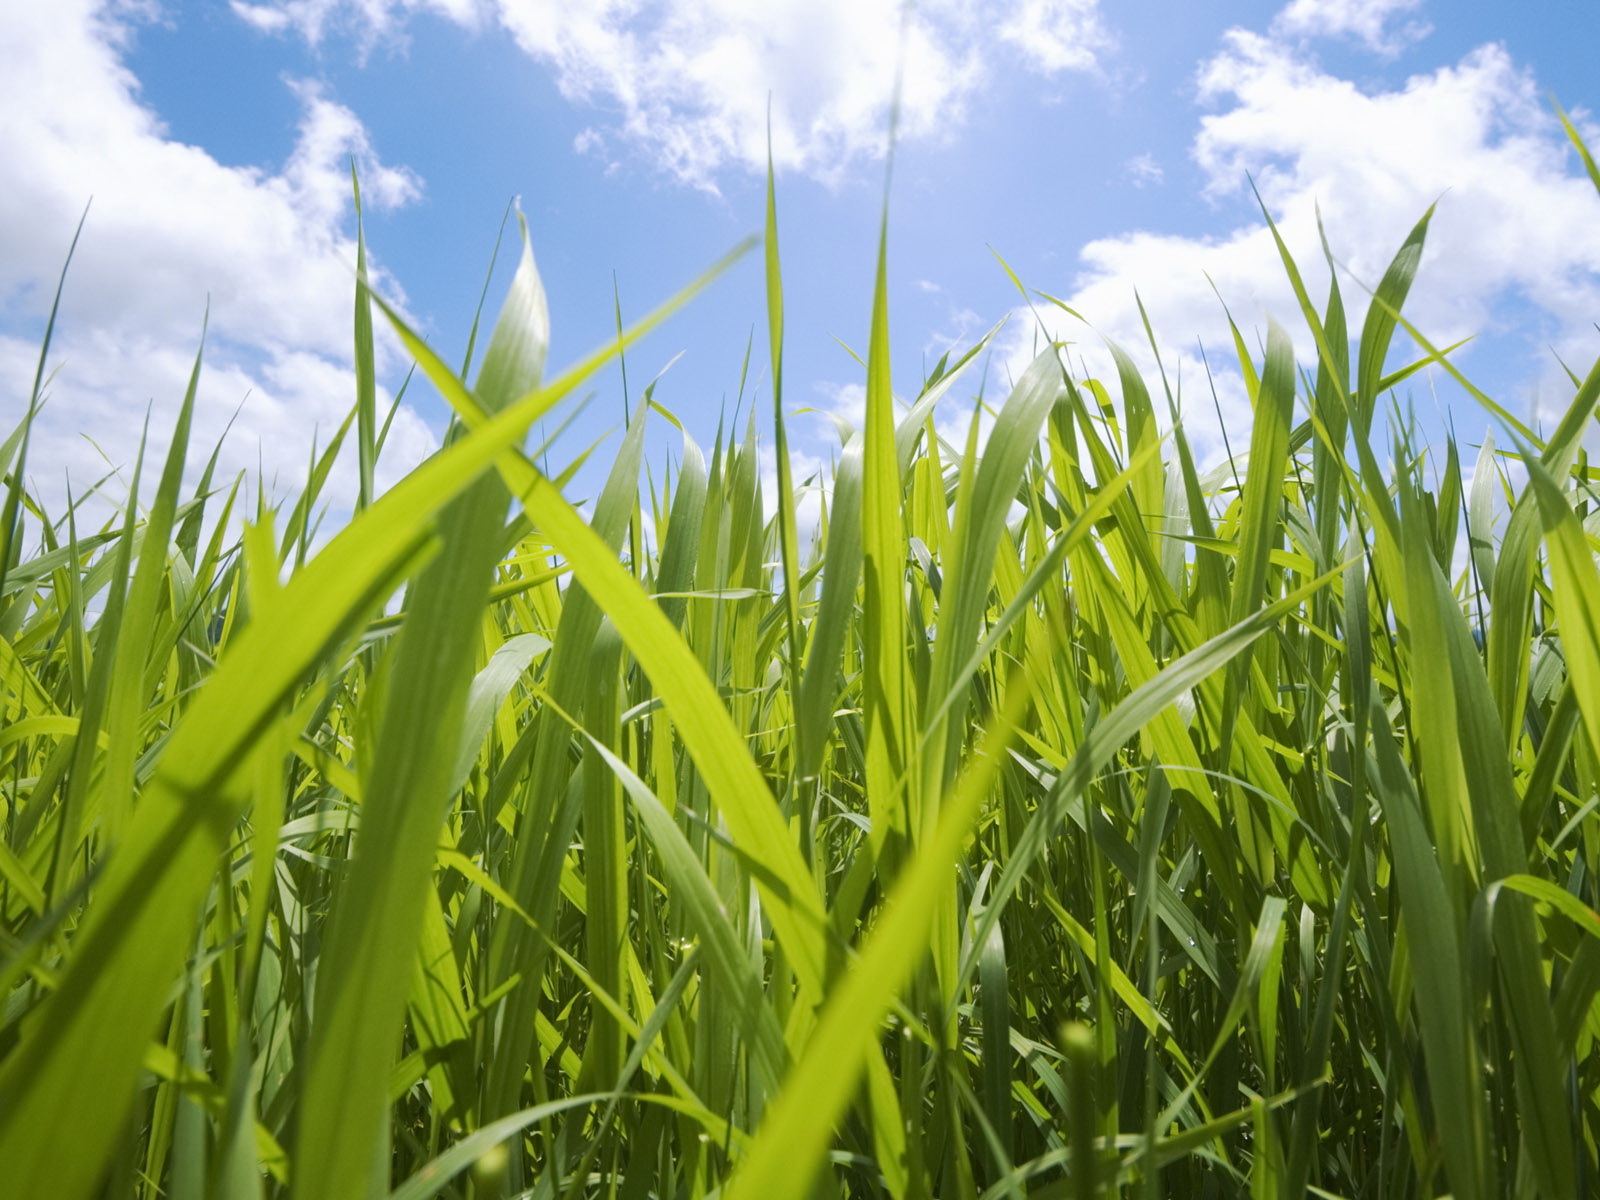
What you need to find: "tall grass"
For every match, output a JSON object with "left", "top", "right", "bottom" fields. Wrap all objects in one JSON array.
[{"left": 4, "top": 122, "right": 1600, "bottom": 1199}]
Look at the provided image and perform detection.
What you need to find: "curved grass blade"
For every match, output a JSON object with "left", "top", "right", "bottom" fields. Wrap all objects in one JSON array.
[
  {"left": 0, "top": 313, "right": 607, "bottom": 1200},
  {"left": 378, "top": 292, "right": 833, "bottom": 1003}
]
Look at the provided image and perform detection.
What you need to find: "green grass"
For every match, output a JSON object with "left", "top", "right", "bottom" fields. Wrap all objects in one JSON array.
[{"left": 4, "top": 121, "right": 1600, "bottom": 1199}]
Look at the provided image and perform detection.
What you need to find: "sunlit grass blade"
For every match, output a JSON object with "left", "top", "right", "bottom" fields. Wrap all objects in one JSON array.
[
  {"left": 0, "top": 306, "right": 606, "bottom": 1200},
  {"left": 379, "top": 294, "right": 833, "bottom": 1003},
  {"left": 293, "top": 212, "right": 550, "bottom": 1200},
  {"left": 860, "top": 199, "right": 914, "bottom": 877},
  {"left": 766, "top": 140, "right": 804, "bottom": 731},
  {"left": 352, "top": 163, "right": 377, "bottom": 512}
]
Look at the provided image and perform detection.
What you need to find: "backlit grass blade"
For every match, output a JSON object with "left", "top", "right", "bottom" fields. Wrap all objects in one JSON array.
[
  {"left": 379, "top": 302, "right": 833, "bottom": 1003},
  {"left": 795, "top": 432, "right": 862, "bottom": 789},
  {"left": 923, "top": 348, "right": 1061, "bottom": 794},
  {"left": 0, "top": 203, "right": 87, "bottom": 599},
  {"left": 1467, "top": 432, "right": 1498, "bottom": 593},
  {"left": 0, "top": 309, "right": 606, "bottom": 1200},
  {"left": 447, "top": 631, "right": 550, "bottom": 796},
  {"left": 1353, "top": 206, "right": 1433, "bottom": 434},
  {"left": 1379, "top": 305, "right": 1600, "bottom": 743},
  {"left": 1555, "top": 102, "right": 1600, "bottom": 195},
  {"left": 1524, "top": 451, "right": 1600, "bottom": 822},
  {"left": 1221, "top": 317, "right": 1295, "bottom": 748},
  {"left": 49, "top": 428, "right": 146, "bottom": 905},
  {"left": 653, "top": 424, "right": 707, "bottom": 630},
  {"left": 1398, "top": 476, "right": 1478, "bottom": 879},
  {"left": 860, "top": 202, "right": 914, "bottom": 872},
  {"left": 98, "top": 327, "right": 202, "bottom": 851},
  {"left": 894, "top": 322, "right": 1002, "bottom": 474},
  {"left": 352, "top": 163, "right": 377, "bottom": 512},
  {"left": 922, "top": 437, "right": 1162, "bottom": 739},
  {"left": 293, "top": 214, "right": 550, "bottom": 1200},
  {"left": 1485, "top": 876, "right": 1600, "bottom": 946},
  {"left": 766, "top": 143, "right": 804, "bottom": 724}
]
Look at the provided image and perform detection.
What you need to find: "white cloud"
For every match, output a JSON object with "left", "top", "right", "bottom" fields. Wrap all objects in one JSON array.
[
  {"left": 813, "top": 380, "right": 869, "bottom": 436},
  {"left": 283, "top": 78, "right": 422, "bottom": 220},
  {"left": 812, "top": 344, "right": 1003, "bottom": 469},
  {"left": 757, "top": 441, "right": 828, "bottom": 545},
  {"left": 491, "top": 0, "right": 983, "bottom": 189},
  {"left": 1272, "top": 0, "right": 1430, "bottom": 57},
  {"left": 1124, "top": 152, "right": 1164, "bottom": 187},
  {"left": 230, "top": 0, "right": 485, "bottom": 47},
  {"left": 4, "top": 333, "right": 438, "bottom": 513},
  {"left": 232, "top": 0, "right": 1112, "bottom": 188},
  {"left": 996, "top": 0, "right": 1112, "bottom": 75},
  {"left": 1, "top": 0, "right": 438, "bottom": 525},
  {"left": 922, "top": 305, "right": 987, "bottom": 369},
  {"left": 1195, "top": 34, "right": 1600, "bottom": 345},
  {"left": 997, "top": 30, "right": 1600, "bottom": 463}
]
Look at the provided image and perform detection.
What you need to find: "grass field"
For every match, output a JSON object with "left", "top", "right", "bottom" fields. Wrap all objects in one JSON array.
[{"left": 4, "top": 123, "right": 1600, "bottom": 1200}]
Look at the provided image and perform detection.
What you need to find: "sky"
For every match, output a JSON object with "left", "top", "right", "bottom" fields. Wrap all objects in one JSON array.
[{"left": 3, "top": 0, "right": 1599, "bottom": 529}]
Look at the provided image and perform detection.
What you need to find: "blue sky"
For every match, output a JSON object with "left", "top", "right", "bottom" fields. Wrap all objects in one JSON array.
[{"left": 3, "top": 0, "right": 1598, "bottom": 523}]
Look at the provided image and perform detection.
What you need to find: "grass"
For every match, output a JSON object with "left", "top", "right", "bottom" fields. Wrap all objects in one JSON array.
[{"left": 4, "top": 119, "right": 1600, "bottom": 1200}]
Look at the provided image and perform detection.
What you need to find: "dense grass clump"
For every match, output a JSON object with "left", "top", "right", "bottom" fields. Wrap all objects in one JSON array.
[{"left": 4, "top": 129, "right": 1600, "bottom": 1200}]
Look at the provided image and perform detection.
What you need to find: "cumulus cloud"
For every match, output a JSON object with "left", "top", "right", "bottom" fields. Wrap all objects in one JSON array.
[
  {"left": 1194, "top": 33, "right": 1600, "bottom": 335},
  {"left": 998, "top": 28, "right": 1600, "bottom": 462},
  {"left": 1272, "top": 0, "right": 1430, "bottom": 57},
  {"left": 1, "top": 0, "right": 438, "bottom": 524},
  {"left": 494, "top": 0, "right": 982, "bottom": 188},
  {"left": 232, "top": 0, "right": 1112, "bottom": 188}
]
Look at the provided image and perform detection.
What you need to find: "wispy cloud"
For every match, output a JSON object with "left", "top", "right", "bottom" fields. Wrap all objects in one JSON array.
[
  {"left": 1271, "top": 0, "right": 1430, "bottom": 57},
  {"left": 230, "top": 0, "right": 487, "bottom": 47},
  {"left": 1124, "top": 152, "right": 1164, "bottom": 188}
]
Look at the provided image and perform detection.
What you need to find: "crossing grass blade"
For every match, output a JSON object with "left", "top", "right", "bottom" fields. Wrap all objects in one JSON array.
[
  {"left": 0, "top": 314, "right": 616, "bottom": 1200},
  {"left": 725, "top": 667, "right": 1038, "bottom": 1200},
  {"left": 292, "top": 217, "right": 551, "bottom": 1200},
  {"left": 585, "top": 734, "right": 789, "bottom": 1092},
  {"left": 377, "top": 289, "right": 834, "bottom": 1002}
]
